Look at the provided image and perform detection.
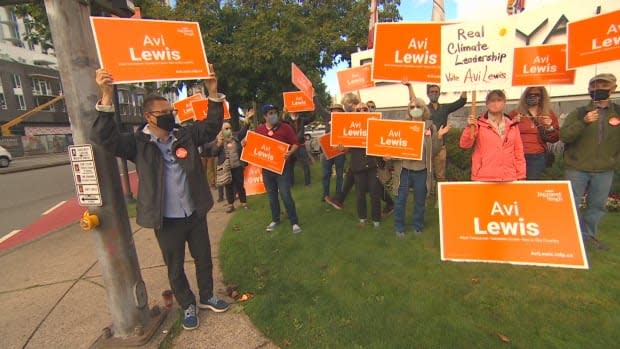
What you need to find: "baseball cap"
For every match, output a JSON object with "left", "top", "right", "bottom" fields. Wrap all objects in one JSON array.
[
  {"left": 328, "top": 103, "right": 344, "bottom": 111},
  {"left": 589, "top": 73, "right": 616, "bottom": 86},
  {"left": 261, "top": 104, "right": 278, "bottom": 115}
]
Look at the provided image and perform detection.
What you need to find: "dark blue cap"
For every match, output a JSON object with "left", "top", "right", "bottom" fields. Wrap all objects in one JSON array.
[{"left": 261, "top": 103, "right": 278, "bottom": 115}]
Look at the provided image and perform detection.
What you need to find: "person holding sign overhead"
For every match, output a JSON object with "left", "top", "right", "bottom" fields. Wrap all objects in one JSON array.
[
  {"left": 256, "top": 104, "right": 302, "bottom": 234},
  {"left": 508, "top": 86, "right": 560, "bottom": 180},
  {"left": 91, "top": 68, "right": 230, "bottom": 331},
  {"left": 560, "top": 73, "right": 620, "bottom": 251},
  {"left": 459, "top": 90, "right": 526, "bottom": 182}
]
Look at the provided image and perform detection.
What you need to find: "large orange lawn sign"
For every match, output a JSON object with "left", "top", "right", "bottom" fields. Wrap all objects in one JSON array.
[
  {"left": 90, "top": 17, "right": 211, "bottom": 84},
  {"left": 567, "top": 10, "right": 620, "bottom": 69},
  {"left": 512, "top": 44, "right": 575, "bottom": 86},
  {"left": 318, "top": 134, "right": 345, "bottom": 160},
  {"left": 366, "top": 119, "right": 425, "bottom": 160},
  {"left": 192, "top": 99, "right": 231, "bottom": 121},
  {"left": 337, "top": 65, "right": 375, "bottom": 93},
  {"left": 174, "top": 94, "right": 203, "bottom": 123},
  {"left": 330, "top": 112, "right": 381, "bottom": 148},
  {"left": 291, "top": 63, "right": 314, "bottom": 100},
  {"left": 283, "top": 91, "right": 315, "bottom": 112},
  {"left": 243, "top": 164, "right": 266, "bottom": 196},
  {"left": 372, "top": 22, "right": 442, "bottom": 83},
  {"left": 240, "top": 131, "right": 289, "bottom": 175},
  {"left": 438, "top": 181, "right": 587, "bottom": 269}
]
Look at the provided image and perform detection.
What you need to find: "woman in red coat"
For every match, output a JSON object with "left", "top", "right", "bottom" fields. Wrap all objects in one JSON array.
[
  {"left": 508, "top": 86, "right": 560, "bottom": 179},
  {"left": 460, "top": 90, "right": 526, "bottom": 182}
]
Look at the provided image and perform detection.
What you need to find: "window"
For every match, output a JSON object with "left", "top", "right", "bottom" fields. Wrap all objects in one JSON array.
[
  {"left": 32, "top": 78, "right": 52, "bottom": 96},
  {"left": 13, "top": 74, "right": 22, "bottom": 89},
  {"left": 15, "top": 94, "right": 26, "bottom": 110},
  {"left": 8, "top": 11, "right": 24, "bottom": 48},
  {"left": 0, "top": 93, "right": 6, "bottom": 109},
  {"left": 35, "top": 97, "right": 55, "bottom": 111},
  {"left": 117, "top": 90, "right": 130, "bottom": 104}
]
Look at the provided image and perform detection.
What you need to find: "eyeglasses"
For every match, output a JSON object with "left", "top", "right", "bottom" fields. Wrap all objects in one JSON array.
[
  {"left": 148, "top": 109, "right": 177, "bottom": 116},
  {"left": 527, "top": 94, "right": 541, "bottom": 98},
  {"left": 355, "top": 108, "right": 369, "bottom": 112}
]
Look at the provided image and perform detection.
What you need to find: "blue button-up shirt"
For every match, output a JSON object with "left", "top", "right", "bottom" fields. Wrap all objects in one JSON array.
[{"left": 144, "top": 125, "right": 195, "bottom": 218}]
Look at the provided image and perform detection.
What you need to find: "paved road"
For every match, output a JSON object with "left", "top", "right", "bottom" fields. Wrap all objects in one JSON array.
[{"left": 0, "top": 164, "right": 75, "bottom": 238}]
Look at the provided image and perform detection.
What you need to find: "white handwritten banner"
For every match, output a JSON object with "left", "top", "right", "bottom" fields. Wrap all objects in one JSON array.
[{"left": 440, "top": 18, "right": 515, "bottom": 92}]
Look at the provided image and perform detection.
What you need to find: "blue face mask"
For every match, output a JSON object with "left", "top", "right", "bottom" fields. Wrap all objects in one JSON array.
[{"left": 267, "top": 113, "right": 279, "bottom": 125}]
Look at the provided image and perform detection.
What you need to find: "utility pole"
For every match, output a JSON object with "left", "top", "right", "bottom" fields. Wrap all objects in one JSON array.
[{"left": 43, "top": 0, "right": 164, "bottom": 346}]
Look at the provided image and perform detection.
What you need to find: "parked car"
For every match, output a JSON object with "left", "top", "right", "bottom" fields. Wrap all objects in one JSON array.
[{"left": 0, "top": 146, "right": 12, "bottom": 168}]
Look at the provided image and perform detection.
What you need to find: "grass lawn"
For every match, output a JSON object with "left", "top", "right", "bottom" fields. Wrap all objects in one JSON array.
[{"left": 220, "top": 161, "right": 620, "bottom": 348}]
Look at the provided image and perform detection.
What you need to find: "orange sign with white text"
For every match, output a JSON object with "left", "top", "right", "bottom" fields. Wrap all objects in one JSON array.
[
  {"left": 243, "top": 164, "right": 267, "bottom": 196},
  {"left": 372, "top": 22, "right": 442, "bottom": 83},
  {"left": 438, "top": 181, "right": 587, "bottom": 269},
  {"left": 366, "top": 119, "right": 425, "bottom": 160},
  {"left": 283, "top": 91, "right": 315, "bottom": 112},
  {"left": 291, "top": 63, "right": 314, "bottom": 100},
  {"left": 567, "top": 10, "right": 620, "bottom": 69},
  {"left": 512, "top": 44, "right": 576, "bottom": 86},
  {"left": 330, "top": 112, "right": 382, "bottom": 148},
  {"left": 90, "top": 17, "right": 211, "bottom": 84},
  {"left": 337, "top": 65, "right": 375, "bottom": 93},
  {"left": 240, "top": 131, "right": 289, "bottom": 175},
  {"left": 174, "top": 94, "right": 203, "bottom": 123},
  {"left": 318, "top": 134, "right": 345, "bottom": 160},
  {"left": 192, "top": 99, "right": 231, "bottom": 121}
]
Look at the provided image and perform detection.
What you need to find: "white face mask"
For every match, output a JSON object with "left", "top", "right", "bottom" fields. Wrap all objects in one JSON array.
[
  {"left": 291, "top": 114, "right": 298, "bottom": 121},
  {"left": 409, "top": 107, "right": 424, "bottom": 118}
]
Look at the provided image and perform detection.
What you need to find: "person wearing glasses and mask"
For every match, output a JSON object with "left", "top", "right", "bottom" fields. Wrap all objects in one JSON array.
[
  {"left": 509, "top": 86, "right": 560, "bottom": 179},
  {"left": 256, "top": 104, "right": 302, "bottom": 234},
  {"left": 366, "top": 100, "right": 377, "bottom": 112},
  {"left": 91, "top": 68, "right": 230, "bottom": 331},
  {"left": 560, "top": 73, "right": 620, "bottom": 251}
]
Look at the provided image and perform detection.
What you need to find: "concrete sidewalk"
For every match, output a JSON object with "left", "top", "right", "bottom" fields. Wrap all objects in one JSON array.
[{"left": 0, "top": 194, "right": 278, "bottom": 349}]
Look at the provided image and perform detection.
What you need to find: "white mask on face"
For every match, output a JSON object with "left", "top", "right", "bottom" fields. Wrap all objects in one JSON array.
[{"left": 409, "top": 107, "right": 424, "bottom": 118}]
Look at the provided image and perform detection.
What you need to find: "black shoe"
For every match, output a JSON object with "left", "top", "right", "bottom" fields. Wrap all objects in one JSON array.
[{"left": 586, "top": 235, "right": 609, "bottom": 251}]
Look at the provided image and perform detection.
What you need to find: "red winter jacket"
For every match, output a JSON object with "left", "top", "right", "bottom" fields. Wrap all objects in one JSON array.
[{"left": 459, "top": 113, "right": 526, "bottom": 182}]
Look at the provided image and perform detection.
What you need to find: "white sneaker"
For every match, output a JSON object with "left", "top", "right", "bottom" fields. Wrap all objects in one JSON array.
[
  {"left": 292, "top": 224, "right": 302, "bottom": 234},
  {"left": 265, "top": 222, "right": 278, "bottom": 232}
]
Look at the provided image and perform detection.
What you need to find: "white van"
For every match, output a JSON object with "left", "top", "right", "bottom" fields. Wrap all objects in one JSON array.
[{"left": 0, "top": 146, "right": 13, "bottom": 168}]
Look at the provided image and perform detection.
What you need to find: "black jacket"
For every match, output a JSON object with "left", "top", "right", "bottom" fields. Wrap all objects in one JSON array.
[{"left": 91, "top": 99, "right": 224, "bottom": 229}]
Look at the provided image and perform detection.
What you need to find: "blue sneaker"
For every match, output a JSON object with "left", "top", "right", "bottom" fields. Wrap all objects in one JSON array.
[
  {"left": 199, "top": 296, "right": 230, "bottom": 313},
  {"left": 182, "top": 304, "right": 199, "bottom": 330}
]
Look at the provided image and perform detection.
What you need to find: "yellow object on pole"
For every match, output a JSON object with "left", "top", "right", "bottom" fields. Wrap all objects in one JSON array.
[{"left": 1, "top": 95, "right": 65, "bottom": 136}]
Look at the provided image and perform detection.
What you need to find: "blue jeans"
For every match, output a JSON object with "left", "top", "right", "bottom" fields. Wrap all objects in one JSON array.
[
  {"left": 525, "top": 152, "right": 546, "bottom": 180},
  {"left": 262, "top": 164, "right": 299, "bottom": 225},
  {"left": 565, "top": 169, "right": 613, "bottom": 238},
  {"left": 322, "top": 153, "right": 345, "bottom": 198},
  {"left": 394, "top": 168, "right": 427, "bottom": 232}
]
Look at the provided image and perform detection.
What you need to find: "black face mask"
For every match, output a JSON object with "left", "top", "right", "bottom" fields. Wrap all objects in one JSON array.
[
  {"left": 526, "top": 96, "right": 540, "bottom": 106},
  {"left": 156, "top": 113, "right": 176, "bottom": 132},
  {"left": 590, "top": 89, "right": 610, "bottom": 101}
]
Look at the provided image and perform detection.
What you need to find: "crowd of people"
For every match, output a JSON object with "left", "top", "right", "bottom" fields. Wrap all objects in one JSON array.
[{"left": 91, "top": 67, "right": 618, "bottom": 331}]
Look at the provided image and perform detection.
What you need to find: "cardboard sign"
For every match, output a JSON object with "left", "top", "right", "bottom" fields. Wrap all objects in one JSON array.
[
  {"left": 291, "top": 63, "right": 314, "bottom": 100},
  {"left": 283, "top": 91, "right": 315, "bottom": 112},
  {"left": 192, "top": 99, "right": 231, "bottom": 121},
  {"left": 337, "top": 64, "right": 375, "bottom": 93},
  {"left": 438, "top": 181, "right": 588, "bottom": 269},
  {"left": 240, "top": 131, "right": 289, "bottom": 175},
  {"left": 372, "top": 22, "right": 442, "bottom": 83},
  {"left": 440, "top": 18, "right": 515, "bottom": 92},
  {"left": 512, "top": 44, "right": 575, "bottom": 86},
  {"left": 174, "top": 94, "right": 203, "bottom": 123},
  {"left": 330, "top": 112, "right": 381, "bottom": 148},
  {"left": 365, "top": 119, "right": 425, "bottom": 160},
  {"left": 90, "top": 17, "right": 211, "bottom": 84},
  {"left": 243, "top": 163, "right": 266, "bottom": 196},
  {"left": 318, "top": 133, "right": 345, "bottom": 160},
  {"left": 567, "top": 10, "right": 620, "bottom": 69}
]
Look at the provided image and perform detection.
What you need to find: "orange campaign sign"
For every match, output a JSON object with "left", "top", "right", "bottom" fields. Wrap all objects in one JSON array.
[
  {"left": 366, "top": 119, "right": 425, "bottom": 160},
  {"left": 283, "top": 91, "right": 315, "bottom": 112},
  {"left": 318, "top": 133, "right": 345, "bottom": 160},
  {"left": 512, "top": 44, "right": 576, "bottom": 86},
  {"left": 240, "top": 131, "right": 289, "bottom": 175},
  {"left": 243, "top": 164, "right": 267, "bottom": 196},
  {"left": 438, "top": 181, "right": 588, "bottom": 269},
  {"left": 174, "top": 94, "right": 203, "bottom": 123},
  {"left": 192, "top": 99, "right": 231, "bottom": 121},
  {"left": 291, "top": 63, "right": 314, "bottom": 100},
  {"left": 330, "top": 112, "right": 382, "bottom": 148},
  {"left": 567, "top": 9, "right": 620, "bottom": 69},
  {"left": 372, "top": 22, "right": 442, "bottom": 83},
  {"left": 90, "top": 17, "right": 211, "bottom": 84},
  {"left": 337, "top": 64, "right": 375, "bottom": 93}
]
